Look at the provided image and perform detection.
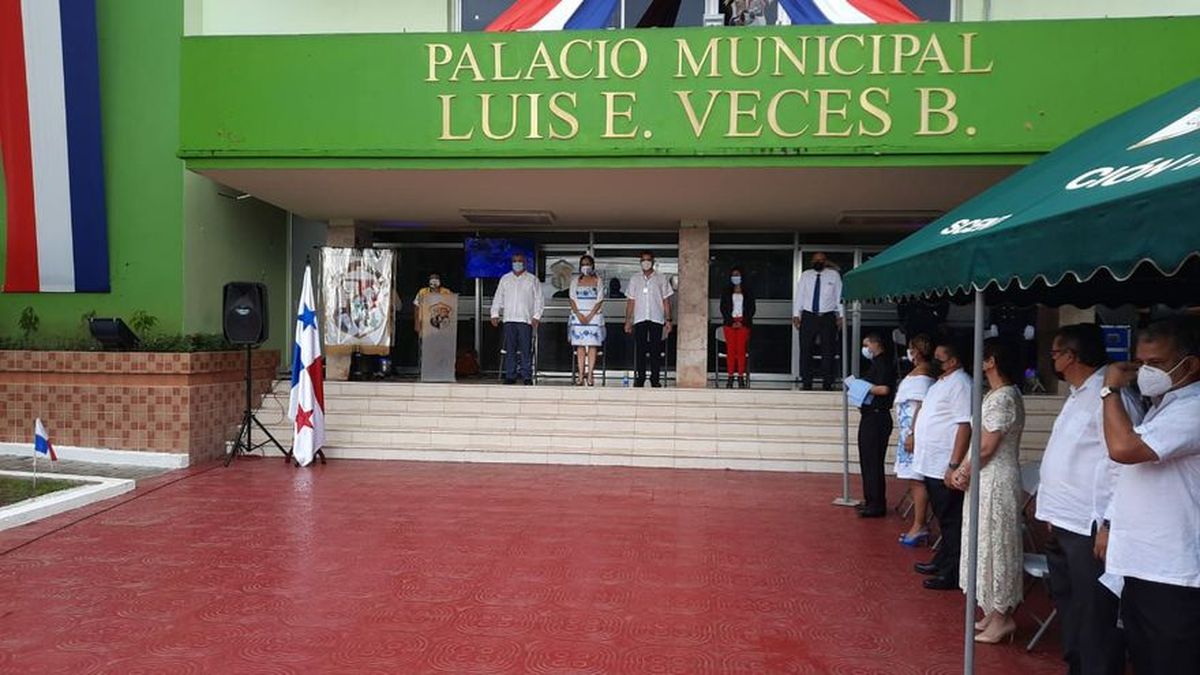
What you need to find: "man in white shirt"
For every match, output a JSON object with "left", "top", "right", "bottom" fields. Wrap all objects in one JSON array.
[
  {"left": 1098, "top": 315, "right": 1200, "bottom": 674},
  {"left": 911, "top": 339, "right": 973, "bottom": 590},
  {"left": 490, "top": 253, "right": 543, "bottom": 385},
  {"left": 792, "top": 252, "right": 844, "bottom": 390},
  {"left": 1039, "top": 324, "right": 1144, "bottom": 675},
  {"left": 624, "top": 250, "right": 674, "bottom": 388}
]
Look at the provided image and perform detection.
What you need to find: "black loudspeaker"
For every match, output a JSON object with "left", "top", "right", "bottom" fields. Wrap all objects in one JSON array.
[{"left": 223, "top": 282, "right": 269, "bottom": 345}]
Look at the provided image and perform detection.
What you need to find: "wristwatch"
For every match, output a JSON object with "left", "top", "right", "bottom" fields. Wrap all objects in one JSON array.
[
  {"left": 948, "top": 462, "right": 961, "bottom": 470},
  {"left": 1100, "top": 385, "right": 1119, "bottom": 399}
]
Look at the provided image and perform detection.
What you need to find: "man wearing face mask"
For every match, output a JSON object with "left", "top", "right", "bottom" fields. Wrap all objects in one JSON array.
[
  {"left": 490, "top": 253, "right": 543, "bottom": 385},
  {"left": 793, "top": 252, "right": 844, "bottom": 391},
  {"left": 1098, "top": 314, "right": 1200, "bottom": 674},
  {"left": 413, "top": 273, "right": 453, "bottom": 335},
  {"left": 912, "top": 339, "right": 973, "bottom": 590},
  {"left": 1038, "top": 323, "right": 1144, "bottom": 675},
  {"left": 848, "top": 333, "right": 896, "bottom": 517},
  {"left": 624, "top": 250, "right": 674, "bottom": 388}
]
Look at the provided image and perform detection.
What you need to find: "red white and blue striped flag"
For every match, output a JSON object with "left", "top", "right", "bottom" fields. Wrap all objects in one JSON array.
[
  {"left": 778, "top": 0, "right": 919, "bottom": 24},
  {"left": 0, "top": 0, "right": 110, "bottom": 293},
  {"left": 487, "top": 0, "right": 620, "bottom": 31},
  {"left": 288, "top": 264, "right": 325, "bottom": 467}
]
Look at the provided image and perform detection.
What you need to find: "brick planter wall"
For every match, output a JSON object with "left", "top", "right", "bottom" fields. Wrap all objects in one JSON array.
[{"left": 0, "top": 349, "right": 280, "bottom": 464}]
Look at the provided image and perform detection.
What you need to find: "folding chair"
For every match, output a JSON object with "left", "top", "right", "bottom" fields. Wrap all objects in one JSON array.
[
  {"left": 498, "top": 326, "right": 538, "bottom": 383},
  {"left": 1022, "top": 552, "right": 1058, "bottom": 651},
  {"left": 712, "top": 325, "right": 749, "bottom": 387},
  {"left": 1017, "top": 460, "right": 1056, "bottom": 651}
]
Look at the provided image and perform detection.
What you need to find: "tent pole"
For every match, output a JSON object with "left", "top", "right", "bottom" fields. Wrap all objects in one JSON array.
[
  {"left": 964, "top": 289, "right": 985, "bottom": 674},
  {"left": 834, "top": 308, "right": 856, "bottom": 506}
]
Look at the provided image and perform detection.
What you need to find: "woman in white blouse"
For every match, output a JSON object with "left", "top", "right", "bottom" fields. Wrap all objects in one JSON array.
[
  {"left": 896, "top": 334, "right": 936, "bottom": 546},
  {"left": 568, "top": 254, "right": 605, "bottom": 386}
]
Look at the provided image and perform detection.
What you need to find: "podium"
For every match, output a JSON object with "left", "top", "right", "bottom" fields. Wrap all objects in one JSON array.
[{"left": 419, "top": 292, "right": 457, "bottom": 382}]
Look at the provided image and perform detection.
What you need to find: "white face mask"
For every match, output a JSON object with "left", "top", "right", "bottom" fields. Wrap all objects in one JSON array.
[
  {"left": 640, "top": 260, "right": 653, "bottom": 271},
  {"left": 429, "top": 278, "right": 441, "bottom": 288},
  {"left": 1137, "top": 358, "right": 1190, "bottom": 397},
  {"left": 512, "top": 261, "right": 525, "bottom": 273},
  {"left": 905, "top": 349, "right": 916, "bottom": 363},
  {"left": 580, "top": 265, "right": 594, "bottom": 276},
  {"left": 861, "top": 346, "right": 874, "bottom": 360},
  {"left": 730, "top": 275, "right": 742, "bottom": 285}
]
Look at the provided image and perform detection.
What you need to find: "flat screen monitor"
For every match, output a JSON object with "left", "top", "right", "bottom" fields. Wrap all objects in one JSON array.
[{"left": 464, "top": 237, "right": 536, "bottom": 279}]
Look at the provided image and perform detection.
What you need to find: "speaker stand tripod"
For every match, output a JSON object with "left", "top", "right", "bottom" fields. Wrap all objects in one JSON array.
[{"left": 225, "top": 345, "right": 291, "bottom": 467}]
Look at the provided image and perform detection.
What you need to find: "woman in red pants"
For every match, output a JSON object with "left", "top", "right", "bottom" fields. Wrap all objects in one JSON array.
[{"left": 719, "top": 266, "right": 756, "bottom": 388}]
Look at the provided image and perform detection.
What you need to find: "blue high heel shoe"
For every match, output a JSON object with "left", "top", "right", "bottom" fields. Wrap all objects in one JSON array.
[{"left": 899, "top": 530, "right": 930, "bottom": 547}]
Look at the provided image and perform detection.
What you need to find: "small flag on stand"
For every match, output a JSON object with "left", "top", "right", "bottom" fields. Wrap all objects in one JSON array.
[
  {"left": 34, "top": 418, "right": 57, "bottom": 461},
  {"left": 288, "top": 264, "right": 325, "bottom": 467}
]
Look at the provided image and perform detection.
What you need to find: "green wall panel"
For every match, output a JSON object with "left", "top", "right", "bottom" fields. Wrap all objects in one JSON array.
[
  {"left": 180, "top": 17, "right": 1200, "bottom": 167},
  {"left": 0, "top": 0, "right": 186, "bottom": 339}
]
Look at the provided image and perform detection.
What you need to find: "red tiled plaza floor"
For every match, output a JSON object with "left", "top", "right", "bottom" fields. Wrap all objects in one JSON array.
[{"left": 0, "top": 460, "right": 1064, "bottom": 674}]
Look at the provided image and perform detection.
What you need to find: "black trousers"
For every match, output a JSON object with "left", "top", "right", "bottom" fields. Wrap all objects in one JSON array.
[
  {"left": 799, "top": 310, "right": 837, "bottom": 388},
  {"left": 1046, "top": 526, "right": 1126, "bottom": 675},
  {"left": 1122, "top": 577, "right": 1200, "bottom": 675},
  {"left": 924, "top": 476, "right": 964, "bottom": 580},
  {"left": 633, "top": 320, "right": 664, "bottom": 387},
  {"left": 856, "top": 410, "right": 892, "bottom": 512}
]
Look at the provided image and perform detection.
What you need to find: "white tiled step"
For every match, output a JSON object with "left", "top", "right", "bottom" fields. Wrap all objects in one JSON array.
[{"left": 260, "top": 380, "right": 1064, "bottom": 473}]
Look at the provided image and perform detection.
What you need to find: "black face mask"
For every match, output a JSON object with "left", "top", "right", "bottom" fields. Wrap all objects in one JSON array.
[
  {"left": 1053, "top": 368, "right": 1066, "bottom": 382},
  {"left": 812, "top": 262, "right": 827, "bottom": 271}
]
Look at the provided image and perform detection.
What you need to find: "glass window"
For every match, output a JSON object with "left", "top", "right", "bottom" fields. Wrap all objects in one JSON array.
[{"left": 709, "top": 249, "right": 793, "bottom": 300}]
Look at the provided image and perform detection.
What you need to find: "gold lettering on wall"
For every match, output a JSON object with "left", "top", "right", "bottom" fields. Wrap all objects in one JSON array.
[
  {"left": 726, "top": 90, "right": 763, "bottom": 137},
  {"left": 815, "top": 89, "right": 853, "bottom": 137},
  {"left": 676, "top": 38, "right": 721, "bottom": 78},
  {"left": 858, "top": 87, "right": 892, "bottom": 137},
  {"left": 602, "top": 92, "right": 639, "bottom": 138},
  {"left": 548, "top": 92, "right": 580, "bottom": 139},
  {"left": 674, "top": 90, "right": 722, "bottom": 137},
  {"left": 766, "top": 89, "right": 810, "bottom": 138},
  {"left": 426, "top": 43, "right": 452, "bottom": 82},
  {"left": 960, "top": 32, "right": 994, "bottom": 73},
  {"left": 916, "top": 87, "right": 959, "bottom": 135},
  {"left": 438, "top": 94, "right": 474, "bottom": 140}
]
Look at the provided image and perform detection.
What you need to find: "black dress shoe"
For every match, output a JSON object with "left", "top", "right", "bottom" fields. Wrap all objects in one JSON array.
[
  {"left": 858, "top": 508, "right": 887, "bottom": 518},
  {"left": 523, "top": 379, "right": 533, "bottom": 385},
  {"left": 923, "top": 576, "right": 959, "bottom": 591},
  {"left": 913, "top": 562, "right": 939, "bottom": 576},
  {"left": 503, "top": 378, "right": 516, "bottom": 385}
]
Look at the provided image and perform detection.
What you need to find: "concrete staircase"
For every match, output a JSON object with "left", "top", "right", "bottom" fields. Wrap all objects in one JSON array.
[{"left": 259, "top": 382, "right": 1063, "bottom": 472}]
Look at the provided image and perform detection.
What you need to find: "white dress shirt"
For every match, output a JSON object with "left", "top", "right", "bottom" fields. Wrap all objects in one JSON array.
[
  {"left": 1037, "top": 367, "right": 1145, "bottom": 536},
  {"left": 912, "top": 368, "right": 973, "bottom": 480},
  {"left": 1106, "top": 380, "right": 1200, "bottom": 588},
  {"left": 490, "top": 271, "right": 544, "bottom": 324},
  {"left": 626, "top": 271, "right": 673, "bottom": 324},
  {"left": 793, "top": 267, "right": 844, "bottom": 317}
]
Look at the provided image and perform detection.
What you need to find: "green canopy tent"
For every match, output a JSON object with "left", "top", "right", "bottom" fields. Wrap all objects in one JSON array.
[{"left": 842, "top": 77, "right": 1200, "bottom": 673}]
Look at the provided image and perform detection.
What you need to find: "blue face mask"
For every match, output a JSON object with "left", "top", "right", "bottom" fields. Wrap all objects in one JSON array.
[
  {"left": 730, "top": 275, "right": 742, "bottom": 285},
  {"left": 512, "top": 261, "right": 525, "bottom": 273}
]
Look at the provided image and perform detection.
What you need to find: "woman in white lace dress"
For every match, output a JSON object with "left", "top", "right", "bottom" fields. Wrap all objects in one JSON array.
[{"left": 952, "top": 338, "right": 1025, "bottom": 645}]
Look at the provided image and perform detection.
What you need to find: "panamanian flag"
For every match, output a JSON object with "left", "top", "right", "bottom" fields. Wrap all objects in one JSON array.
[
  {"left": 778, "top": 0, "right": 919, "bottom": 24},
  {"left": 0, "top": 0, "right": 110, "bottom": 293},
  {"left": 35, "top": 418, "right": 57, "bottom": 461},
  {"left": 288, "top": 265, "right": 325, "bottom": 467}
]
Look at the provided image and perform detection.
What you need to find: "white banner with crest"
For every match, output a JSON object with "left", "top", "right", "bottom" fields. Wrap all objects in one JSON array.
[{"left": 320, "top": 247, "right": 394, "bottom": 353}]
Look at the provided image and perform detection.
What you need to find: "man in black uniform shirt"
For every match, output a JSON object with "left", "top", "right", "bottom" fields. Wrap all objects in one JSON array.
[{"left": 853, "top": 333, "right": 897, "bottom": 518}]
